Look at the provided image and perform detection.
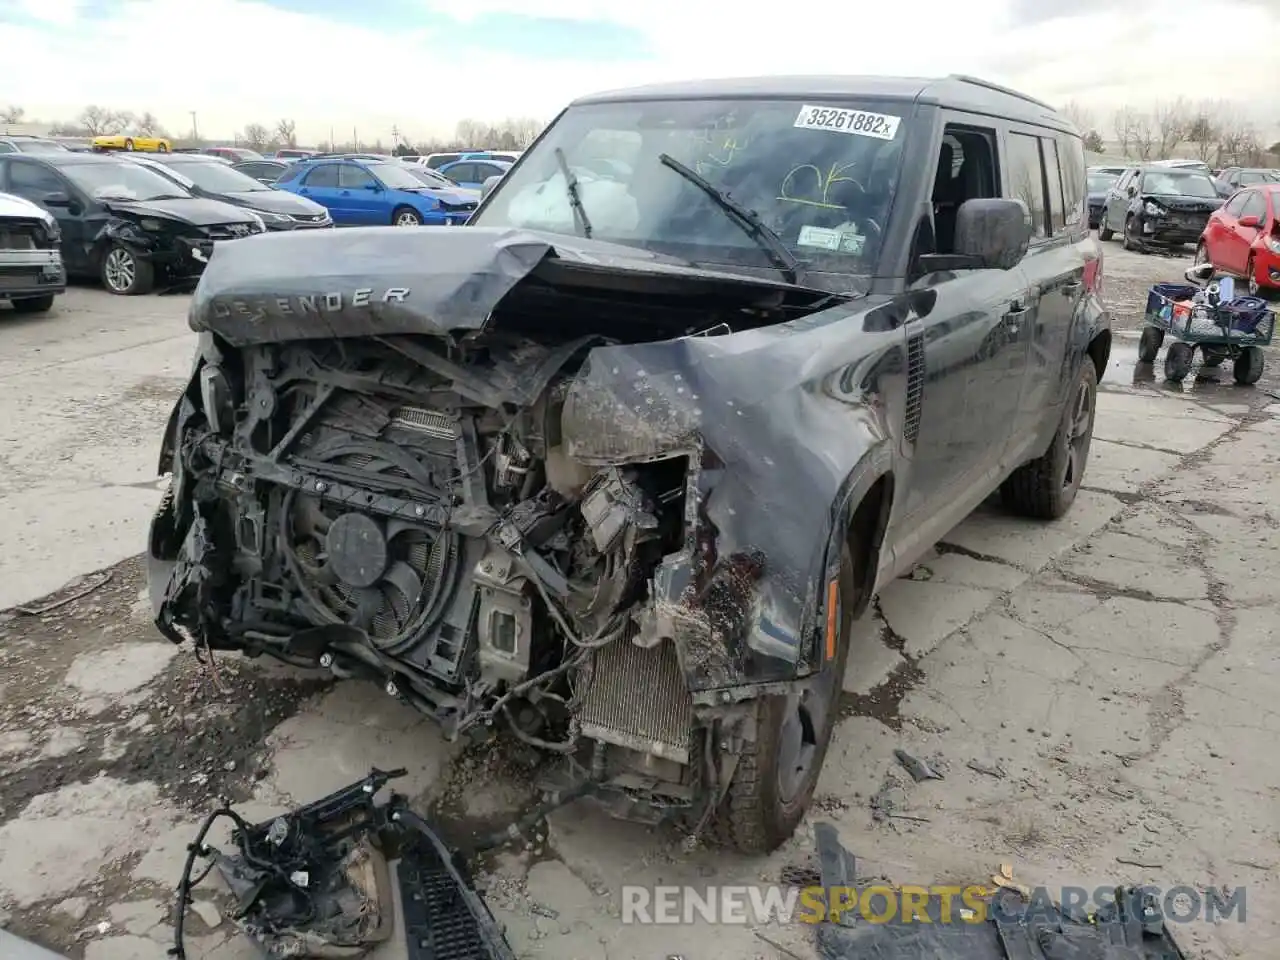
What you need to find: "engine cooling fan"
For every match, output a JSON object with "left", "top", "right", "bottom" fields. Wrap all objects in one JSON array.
[{"left": 280, "top": 440, "right": 460, "bottom": 654}]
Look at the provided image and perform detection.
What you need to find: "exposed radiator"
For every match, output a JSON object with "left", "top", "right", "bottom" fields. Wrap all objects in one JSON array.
[{"left": 577, "top": 627, "right": 694, "bottom": 764}]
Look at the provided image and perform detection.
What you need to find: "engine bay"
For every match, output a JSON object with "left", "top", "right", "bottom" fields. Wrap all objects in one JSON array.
[{"left": 162, "top": 327, "right": 702, "bottom": 757}]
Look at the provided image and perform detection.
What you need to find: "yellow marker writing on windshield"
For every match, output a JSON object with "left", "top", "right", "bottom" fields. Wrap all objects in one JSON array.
[{"left": 777, "top": 160, "right": 859, "bottom": 209}]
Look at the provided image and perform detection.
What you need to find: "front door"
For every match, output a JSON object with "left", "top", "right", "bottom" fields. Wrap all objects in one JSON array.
[
  {"left": 3, "top": 159, "right": 91, "bottom": 273},
  {"left": 336, "top": 164, "right": 382, "bottom": 224},
  {"left": 898, "top": 121, "right": 1030, "bottom": 529}
]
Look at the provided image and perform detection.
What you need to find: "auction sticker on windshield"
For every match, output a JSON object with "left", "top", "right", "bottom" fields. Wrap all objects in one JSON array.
[{"left": 793, "top": 105, "right": 901, "bottom": 141}]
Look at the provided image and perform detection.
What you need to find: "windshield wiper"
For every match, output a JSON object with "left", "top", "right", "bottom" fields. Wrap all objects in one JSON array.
[
  {"left": 553, "top": 147, "right": 592, "bottom": 238},
  {"left": 658, "top": 152, "right": 802, "bottom": 285}
]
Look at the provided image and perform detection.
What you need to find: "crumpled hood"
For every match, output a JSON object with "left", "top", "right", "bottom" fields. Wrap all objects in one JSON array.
[
  {"left": 189, "top": 225, "right": 808, "bottom": 345},
  {"left": 103, "top": 195, "right": 259, "bottom": 226},
  {"left": 413, "top": 186, "right": 480, "bottom": 205},
  {"left": 220, "top": 189, "right": 329, "bottom": 217},
  {"left": 0, "top": 190, "right": 55, "bottom": 221},
  {"left": 1140, "top": 193, "right": 1223, "bottom": 213}
]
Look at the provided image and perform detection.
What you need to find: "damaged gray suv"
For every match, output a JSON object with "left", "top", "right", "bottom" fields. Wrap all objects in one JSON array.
[{"left": 148, "top": 74, "right": 1109, "bottom": 852}]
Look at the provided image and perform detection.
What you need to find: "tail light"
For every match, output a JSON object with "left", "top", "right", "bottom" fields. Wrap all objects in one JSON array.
[{"left": 1083, "top": 250, "right": 1103, "bottom": 298}]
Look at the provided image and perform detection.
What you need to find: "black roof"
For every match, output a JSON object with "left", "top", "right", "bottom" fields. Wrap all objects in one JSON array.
[
  {"left": 572, "top": 73, "right": 1075, "bottom": 133},
  {"left": 9, "top": 152, "right": 131, "bottom": 166}
]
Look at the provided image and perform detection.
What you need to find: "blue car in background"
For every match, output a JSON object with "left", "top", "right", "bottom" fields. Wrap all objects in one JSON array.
[
  {"left": 437, "top": 158, "right": 512, "bottom": 190},
  {"left": 274, "top": 158, "right": 478, "bottom": 226}
]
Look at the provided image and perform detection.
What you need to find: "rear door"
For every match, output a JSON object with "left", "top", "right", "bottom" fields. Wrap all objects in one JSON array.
[
  {"left": 1002, "top": 126, "right": 1090, "bottom": 466},
  {"left": 3, "top": 159, "right": 91, "bottom": 272},
  {"left": 298, "top": 163, "right": 343, "bottom": 220}
]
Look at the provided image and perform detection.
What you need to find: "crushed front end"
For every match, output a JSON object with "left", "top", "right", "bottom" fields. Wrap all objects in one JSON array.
[{"left": 149, "top": 227, "right": 887, "bottom": 842}]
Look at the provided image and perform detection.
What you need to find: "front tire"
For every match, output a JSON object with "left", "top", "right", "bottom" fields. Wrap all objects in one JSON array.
[
  {"left": 10, "top": 294, "right": 55, "bottom": 314},
  {"left": 1138, "top": 326, "right": 1164, "bottom": 363},
  {"left": 1246, "top": 254, "right": 1260, "bottom": 297},
  {"left": 1234, "top": 346, "right": 1264, "bottom": 385},
  {"left": 392, "top": 206, "right": 422, "bottom": 226},
  {"left": 100, "top": 244, "right": 154, "bottom": 295},
  {"left": 1001, "top": 359, "right": 1098, "bottom": 520},
  {"left": 1164, "top": 342, "right": 1194, "bottom": 382},
  {"left": 718, "top": 544, "right": 854, "bottom": 854},
  {"left": 1122, "top": 215, "right": 1140, "bottom": 252}
]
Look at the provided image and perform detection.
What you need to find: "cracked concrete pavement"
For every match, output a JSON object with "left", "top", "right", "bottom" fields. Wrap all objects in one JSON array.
[{"left": 1, "top": 245, "right": 1278, "bottom": 960}]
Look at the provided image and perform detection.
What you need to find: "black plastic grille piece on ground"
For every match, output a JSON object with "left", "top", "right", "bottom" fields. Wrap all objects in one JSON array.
[{"left": 399, "top": 843, "right": 511, "bottom": 960}]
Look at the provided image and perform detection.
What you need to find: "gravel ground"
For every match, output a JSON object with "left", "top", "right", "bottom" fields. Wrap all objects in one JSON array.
[{"left": 1, "top": 246, "right": 1278, "bottom": 960}]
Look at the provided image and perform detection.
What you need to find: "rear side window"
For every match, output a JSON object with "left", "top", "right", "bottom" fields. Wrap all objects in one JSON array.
[
  {"left": 1055, "top": 134, "right": 1086, "bottom": 228},
  {"left": 1006, "top": 132, "right": 1048, "bottom": 240},
  {"left": 427, "top": 154, "right": 460, "bottom": 169},
  {"left": 1041, "top": 138, "right": 1066, "bottom": 233},
  {"left": 303, "top": 164, "right": 339, "bottom": 188}
]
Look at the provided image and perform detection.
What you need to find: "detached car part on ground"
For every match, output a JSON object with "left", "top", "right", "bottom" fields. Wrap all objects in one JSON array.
[
  {"left": 149, "top": 75, "right": 1110, "bottom": 853},
  {"left": 0, "top": 191, "right": 65, "bottom": 314}
]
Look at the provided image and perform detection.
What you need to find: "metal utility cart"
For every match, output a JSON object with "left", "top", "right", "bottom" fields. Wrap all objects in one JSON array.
[{"left": 1139, "top": 264, "right": 1275, "bottom": 385}]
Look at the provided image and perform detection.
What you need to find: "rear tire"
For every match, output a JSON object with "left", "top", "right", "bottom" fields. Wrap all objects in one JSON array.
[
  {"left": 718, "top": 544, "right": 854, "bottom": 854},
  {"left": 10, "top": 294, "right": 55, "bottom": 314},
  {"left": 1001, "top": 360, "right": 1098, "bottom": 520},
  {"left": 157, "top": 141, "right": 169, "bottom": 153},
  {"left": 124, "top": 138, "right": 135, "bottom": 151},
  {"left": 1164, "top": 342, "right": 1194, "bottom": 382},
  {"left": 1234, "top": 346, "right": 1264, "bottom": 385},
  {"left": 1137, "top": 327, "right": 1163, "bottom": 363}
]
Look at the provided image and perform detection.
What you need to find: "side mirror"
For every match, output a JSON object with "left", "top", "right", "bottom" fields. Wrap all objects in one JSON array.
[
  {"left": 1238, "top": 215, "right": 1262, "bottom": 229},
  {"left": 365, "top": 182, "right": 381, "bottom": 191},
  {"left": 1126, "top": 186, "right": 1137, "bottom": 197},
  {"left": 480, "top": 175, "right": 502, "bottom": 199},
  {"left": 952, "top": 198, "right": 1032, "bottom": 270},
  {"left": 43, "top": 191, "right": 71, "bottom": 207}
]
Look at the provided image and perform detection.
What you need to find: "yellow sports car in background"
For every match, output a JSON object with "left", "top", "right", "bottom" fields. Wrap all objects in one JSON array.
[{"left": 91, "top": 134, "right": 172, "bottom": 153}]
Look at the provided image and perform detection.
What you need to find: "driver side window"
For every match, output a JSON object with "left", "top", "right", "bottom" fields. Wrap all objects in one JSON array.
[
  {"left": 338, "top": 165, "right": 376, "bottom": 189},
  {"left": 1223, "top": 192, "right": 1249, "bottom": 217}
]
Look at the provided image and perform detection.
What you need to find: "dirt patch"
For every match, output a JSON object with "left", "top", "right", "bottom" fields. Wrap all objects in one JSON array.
[{"left": 0, "top": 554, "right": 332, "bottom": 822}]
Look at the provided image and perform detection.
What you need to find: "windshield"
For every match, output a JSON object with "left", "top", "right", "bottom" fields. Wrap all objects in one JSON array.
[
  {"left": 17, "top": 140, "right": 69, "bottom": 153},
  {"left": 168, "top": 160, "right": 271, "bottom": 192},
  {"left": 365, "top": 163, "right": 431, "bottom": 190},
  {"left": 406, "top": 167, "right": 458, "bottom": 189},
  {"left": 472, "top": 97, "right": 909, "bottom": 276},
  {"left": 1141, "top": 170, "right": 1219, "bottom": 198},
  {"left": 1087, "top": 173, "right": 1117, "bottom": 192},
  {"left": 63, "top": 161, "right": 192, "bottom": 201}
]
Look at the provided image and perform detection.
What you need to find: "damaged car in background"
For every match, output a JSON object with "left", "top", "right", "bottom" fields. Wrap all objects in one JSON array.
[
  {"left": 0, "top": 153, "right": 265, "bottom": 295},
  {"left": 0, "top": 189, "right": 65, "bottom": 315},
  {"left": 149, "top": 74, "right": 1110, "bottom": 853}
]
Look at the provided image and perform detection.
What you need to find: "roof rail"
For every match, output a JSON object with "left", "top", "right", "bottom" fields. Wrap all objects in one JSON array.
[{"left": 947, "top": 74, "right": 1056, "bottom": 112}]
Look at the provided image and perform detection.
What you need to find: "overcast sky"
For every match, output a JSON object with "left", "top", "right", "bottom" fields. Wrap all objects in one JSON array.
[{"left": 1, "top": 0, "right": 1277, "bottom": 143}]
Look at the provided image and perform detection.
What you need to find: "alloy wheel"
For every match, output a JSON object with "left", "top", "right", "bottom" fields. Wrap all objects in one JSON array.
[
  {"left": 395, "top": 211, "right": 421, "bottom": 226},
  {"left": 1063, "top": 377, "right": 1093, "bottom": 489},
  {"left": 104, "top": 248, "right": 135, "bottom": 292}
]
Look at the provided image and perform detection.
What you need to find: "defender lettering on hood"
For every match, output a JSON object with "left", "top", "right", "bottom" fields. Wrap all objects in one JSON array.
[{"left": 209, "top": 286, "right": 411, "bottom": 322}]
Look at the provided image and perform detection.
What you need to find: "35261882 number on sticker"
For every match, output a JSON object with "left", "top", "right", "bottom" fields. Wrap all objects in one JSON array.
[{"left": 793, "top": 105, "right": 901, "bottom": 141}]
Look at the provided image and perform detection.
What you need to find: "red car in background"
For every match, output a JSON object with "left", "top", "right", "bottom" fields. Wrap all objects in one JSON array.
[{"left": 1197, "top": 184, "right": 1280, "bottom": 296}]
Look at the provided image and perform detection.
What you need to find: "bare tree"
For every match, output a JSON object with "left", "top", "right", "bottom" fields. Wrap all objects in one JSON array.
[
  {"left": 275, "top": 118, "right": 297, "bottom": 147},
  {"left": 1154, "top": 97, "right": 1191, "bottom": 158},
  {"left": 1186, "top": 112, "right": 1219, "bottom": 163},
  {"left": 77, "top": 105, "right": 115, "bottom": 136},
  {"left": 0, "top": 105, "right": 25, "bottom": 124},
  {"left": 1060, "top": 100, "right": 1094, "bottom": 134},
  {"left": 1130, "top": 112, "right": 1156, "bottom": 159},
  {"left": 241, "top": 123, "right": 271, "bottom": 150},
  {"left": 1083, "top": 130, "right": 1105, "bottom": 153},
  {"left": 136, "top": 111, "right": 166, "bottom": 137},
  {"left": 1112, "top": 107, "right": 1136, "bottom": 158}
]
